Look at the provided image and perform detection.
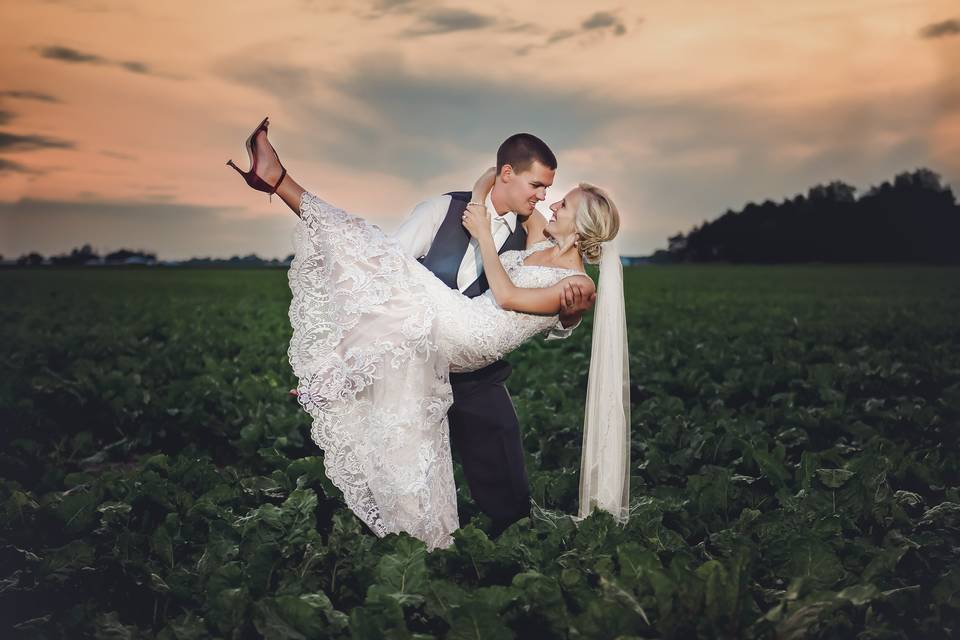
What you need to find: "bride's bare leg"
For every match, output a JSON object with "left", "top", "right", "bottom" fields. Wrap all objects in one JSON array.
[{"left": 274, "top": 173, "right": 306, "bottom": 217}]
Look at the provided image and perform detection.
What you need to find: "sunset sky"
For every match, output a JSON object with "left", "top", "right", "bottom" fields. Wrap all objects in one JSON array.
[{"left": 1, "top": 0, "right": 958, "bottom": 260}]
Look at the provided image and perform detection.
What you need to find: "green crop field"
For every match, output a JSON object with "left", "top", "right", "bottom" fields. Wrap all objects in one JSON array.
[{"left": 2, "top": 265, "right": 959, "bottom": 639}]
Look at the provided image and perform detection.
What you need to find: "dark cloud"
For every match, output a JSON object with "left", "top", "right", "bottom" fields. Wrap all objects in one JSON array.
[
  {"left": 919, "top": 18, "right": 960, "bottom": 39},
  {"left": 38, "top": 45, "right": 104, "bottom": 63},
  {"left": 0, "top": 157, "right": 36, "bottom": 174},
  {"left": 582, "top": 11, "right": 626, "bottom": 35},
  {"left": 540, "top": 9, "right": 629, "bottom": 52},
  {"left": 365, "top": 1, "right": 526, "bottom": 37},
  {"left": 401, "top": 8, "right": 497, "bottom": 37},
  {"left": 0, "top": 131, "right": 74, "bottom": 151},
  {"left": 119, "top": 60, "right": 151, "bottom": 74},
  {"left": 0, "top": 90, "right": 61, "bottom": 103},
  {"left": 34, "top": 45, "right": 162, "bottom": 77},
  {"left": 547, "top": 29, "right": 576, "bottom": 44}
]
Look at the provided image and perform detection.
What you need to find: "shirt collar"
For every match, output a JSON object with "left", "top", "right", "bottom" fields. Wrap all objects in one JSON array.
[{"left": 486, "top": 191, "right": 517, "bottom": 233}]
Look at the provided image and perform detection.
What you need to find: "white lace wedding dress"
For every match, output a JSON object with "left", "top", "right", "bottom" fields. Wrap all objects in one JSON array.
[{"left": 287, "top": 190, "right": 589, "bottom": 551}]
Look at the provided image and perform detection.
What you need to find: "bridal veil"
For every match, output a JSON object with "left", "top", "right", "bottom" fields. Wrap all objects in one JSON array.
[{"left": 577, "top": 235, "right": 631, "bottom": 524}]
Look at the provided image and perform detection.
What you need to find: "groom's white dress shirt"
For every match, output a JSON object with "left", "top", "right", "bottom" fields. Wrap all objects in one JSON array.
[{"left": 391, "top": 191, "right": 576, "bottom": 340}]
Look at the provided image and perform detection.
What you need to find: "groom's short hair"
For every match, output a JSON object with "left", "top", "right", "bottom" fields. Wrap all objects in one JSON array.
[{"left": 497, "top": 133, "right": 557, "bottom": 175}]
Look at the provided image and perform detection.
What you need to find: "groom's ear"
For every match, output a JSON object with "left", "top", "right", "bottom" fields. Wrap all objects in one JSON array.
[{"left": 499, "top": 164, "right": 514, "bottom": 182}]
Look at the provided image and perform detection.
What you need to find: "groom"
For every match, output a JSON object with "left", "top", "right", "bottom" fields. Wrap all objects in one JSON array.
[{"left": 392, "top": 133, "right": 595, "bottom": 537}]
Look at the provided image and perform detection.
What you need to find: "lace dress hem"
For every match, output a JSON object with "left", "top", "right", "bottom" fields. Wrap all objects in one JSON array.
[{"left": 287, "top": 190, "right": 458, "bottom": 551}]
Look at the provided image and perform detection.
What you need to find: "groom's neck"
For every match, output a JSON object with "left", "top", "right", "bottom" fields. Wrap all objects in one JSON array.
[{"left": 489, "top": 185, "right": 511, "bottom": 216}]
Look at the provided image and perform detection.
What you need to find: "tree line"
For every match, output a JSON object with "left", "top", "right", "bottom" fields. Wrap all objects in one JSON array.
[
  {"left": 653, "top": 167, "right": 959, "bottom": 264},
  {"left": 10, "top": 245, "right": 158, "bottom": 266},
  {"left": 6, "top": 167, "right": 958, "bottom": 266},
  {"left": 6, "top": 244, "right": 295, "bottom": 267}
]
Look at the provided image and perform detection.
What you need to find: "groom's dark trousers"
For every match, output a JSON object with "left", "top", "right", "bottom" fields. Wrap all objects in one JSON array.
[{"left": 418, "top": 191, "right": 531, "bottom": 536}]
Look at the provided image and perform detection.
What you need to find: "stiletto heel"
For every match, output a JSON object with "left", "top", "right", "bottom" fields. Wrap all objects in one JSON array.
[{"left": 225, "top": 116, "right": 287, "bottom": 202}]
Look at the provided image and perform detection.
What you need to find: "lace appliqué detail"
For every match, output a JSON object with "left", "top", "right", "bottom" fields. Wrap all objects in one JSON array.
[{"left": 288, "top": 191, "right": 457, "bottom": 551}]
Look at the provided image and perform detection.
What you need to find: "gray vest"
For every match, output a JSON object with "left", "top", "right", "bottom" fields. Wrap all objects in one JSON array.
[{"left": 418, "top": 191, "right": 528, "bottom": 299}]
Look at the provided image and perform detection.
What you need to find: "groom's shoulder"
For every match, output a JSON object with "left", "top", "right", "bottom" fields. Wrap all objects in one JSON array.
[
  {"left": 414, "top": 192, "right": 458, "bottom": 208},
  {"left": 408, "top": 191, "right": 468, "bottom": 216},
  {"left": 411, "top": 191, "right": 468, "bottom": 214},
  {"left": 444, "top": 190, "right": 471, "bottom": 202}
]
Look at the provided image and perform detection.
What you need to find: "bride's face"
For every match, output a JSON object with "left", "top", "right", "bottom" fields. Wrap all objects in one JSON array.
[{"left": 545, "top": 188, "right": 581, "bottom": 243}]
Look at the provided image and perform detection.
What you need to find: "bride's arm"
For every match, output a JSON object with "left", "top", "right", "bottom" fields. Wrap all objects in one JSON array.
[
  {"left": 470, "top": 166, "right": 496, "bottom": 204},
  {"left": 462, "top": 202, "right": 595, "bottom": 315}
]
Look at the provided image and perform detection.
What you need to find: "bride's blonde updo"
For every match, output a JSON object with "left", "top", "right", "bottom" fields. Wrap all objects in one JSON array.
[{"left": 574, "top": 183, "right": 620, "bottom": 264}]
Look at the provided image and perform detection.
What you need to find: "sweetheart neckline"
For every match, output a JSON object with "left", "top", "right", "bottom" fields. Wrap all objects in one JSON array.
[
  {"left": 516, "top": 241, "right": 588, "bottom": 277},
  {"left": 517, "top": 262, "right": 585, "bottom": 276}
]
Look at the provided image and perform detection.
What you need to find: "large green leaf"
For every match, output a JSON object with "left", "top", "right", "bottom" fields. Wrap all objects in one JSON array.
[{"left": 252, "top": 593, "right": 349, "bottom": 639}]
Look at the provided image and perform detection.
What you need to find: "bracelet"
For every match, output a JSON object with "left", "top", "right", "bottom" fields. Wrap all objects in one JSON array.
[{"left": 467, "top": 201, "right": 484, "bottom": 207}]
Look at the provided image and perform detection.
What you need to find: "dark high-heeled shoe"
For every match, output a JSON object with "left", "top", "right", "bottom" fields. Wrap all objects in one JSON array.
[{"left": 226, "top": 116, "right": 287, "bottom": 202}]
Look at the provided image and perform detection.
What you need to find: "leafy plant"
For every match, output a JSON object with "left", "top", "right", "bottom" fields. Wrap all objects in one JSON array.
[{"left": 1, "top": 265, "right": 958, "bottom": 638}]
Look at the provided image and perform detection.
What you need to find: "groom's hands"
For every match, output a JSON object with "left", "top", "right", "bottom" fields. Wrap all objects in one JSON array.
[{"left": 558, "top": 281, "right": 595, "bottom": 328}]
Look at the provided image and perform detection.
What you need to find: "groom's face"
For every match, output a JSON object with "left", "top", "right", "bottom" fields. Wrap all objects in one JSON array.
[{"left": 500, "top": 160, "right": 555, "bottom": 217}]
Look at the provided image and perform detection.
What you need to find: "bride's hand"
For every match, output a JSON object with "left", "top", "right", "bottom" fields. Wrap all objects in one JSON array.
[
  {"left": 461, "top": 202, "right": 491, "bottom": 241},
  {"left": 471, "top": 166, "right": 497, "bottom": 202}
]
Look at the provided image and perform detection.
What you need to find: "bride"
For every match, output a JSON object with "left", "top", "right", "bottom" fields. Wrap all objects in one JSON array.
[{"left": 227, "top": 117, "right": 630, "bottom": 551}]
